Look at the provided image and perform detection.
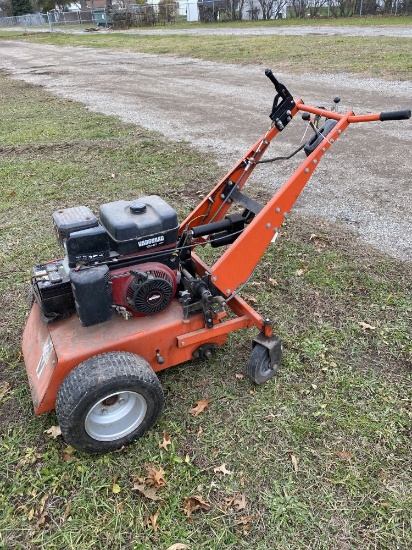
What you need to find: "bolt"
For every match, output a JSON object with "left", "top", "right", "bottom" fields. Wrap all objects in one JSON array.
[
  {"left": 304, "top": 168, "right": 310, "bottom": 173},
  {"left": 181, "top": 341, "right": 185, "bottom": 346},
  {"left": 266, "top": 223, "right": 271, "bottom": 228},
  {"left": 338, "top": 130, "right": 342, "bottom": 134},
  {"left": 212, "top": 276, "right": 217, "bottom": 282},
  {"left": 313, "top": 159, "right": 318, "bottom": 164},
  {"left": 226, "top": 289, "right": 231, "bottom": 295},
  {"left": 275, "top": 207, "right": 281, "bottom": 213}
]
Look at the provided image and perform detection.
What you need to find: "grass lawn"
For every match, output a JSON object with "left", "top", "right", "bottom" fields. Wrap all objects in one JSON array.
[
  {"left": 0, "top": 65, "right": 411, "bottom": 549},
  {"left": 0, "top": 17, "right": 411, "bottom": 81}
]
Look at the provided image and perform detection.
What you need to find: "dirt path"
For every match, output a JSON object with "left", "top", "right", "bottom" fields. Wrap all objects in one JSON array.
[{"left": 0, "top": 40, "right": 411, "bottom": 260}]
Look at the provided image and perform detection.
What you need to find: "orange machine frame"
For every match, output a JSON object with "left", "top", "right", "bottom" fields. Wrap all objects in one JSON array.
[{"left": 22, "top": 73, "right": 411, "bottom": 415}]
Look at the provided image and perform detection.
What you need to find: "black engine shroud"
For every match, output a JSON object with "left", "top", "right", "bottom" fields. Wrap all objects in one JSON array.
[{"left": 32, "top": 196, "right": 179, "bottom": 327}]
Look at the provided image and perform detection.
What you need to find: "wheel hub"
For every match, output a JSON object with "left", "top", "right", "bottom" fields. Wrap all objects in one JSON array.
[{"left": 85, "top": 390, "right": 147, "bottom": 442}]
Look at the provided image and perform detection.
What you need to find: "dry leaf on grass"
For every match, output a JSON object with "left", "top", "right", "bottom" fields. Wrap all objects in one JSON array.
[
  {"left": 189, "top": 399, "right": 210, "bottom": 417},
  {"left": 166, "top": 544, "right": 189, "bottom": 550},
  {"left": 143, "top": 509, "right": 160, "bottom": 533},
  {"left": 213, "top": 463, "right": 233, "bottom": 476},
  {"left": 358, "top": 321, "right": 376, "bottom": 330},
  {"left": 233, "top": 514, "right": 254, "bottom": 535},
  {"left": 225, "top": 493, "right": 247, "bottom": 511},
  {"left": 0, "top": 381, "right": 11, "bottom": 401},
  {"left": 182, "top": 495, "right": 210, "bottom": 517},
  {"left": 291, "top": 454, "right": 299, "bottom": 472},
  {"left": 61, "top": 446, "right": 75, "bottom": 462},
  {"left": 336, "top": 450, "right": 352, "bottom": 460},
  {"left": 159, "top": 430, "right": 172, "bottom": 450},
  {"left": 242, "top": 294, "right": 258, "bottom": 304},
  {"left": 63, "top": 501, "right": 72, "bottom": 522},
  {"left": 44, "top": 425, "right": 61, "bottom": 439},
  {"left": 145, "top": 465, "right": 167, "bottom": 488},
  {"left": 132, "top": 483, "right": 163, "bottom": 502},
  {"left": 233, "top": 493, "right": 247, "bottom": 511}
]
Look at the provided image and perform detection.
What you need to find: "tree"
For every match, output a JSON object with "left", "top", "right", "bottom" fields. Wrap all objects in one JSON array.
[
  {"left": 32, "top": 0, "right": 72, "bottom": 12},
  {"left": 289, "top": 0, "right": 308, "bottom": 17},
  {"left": 0, "top": 0, "right": 13, "bottom": 16},
  {"left": 249, "top": 0, "right": 286, "bottom": 18},
  {"left": 11, "top": 0, "right": 32, "bottom": 15}
]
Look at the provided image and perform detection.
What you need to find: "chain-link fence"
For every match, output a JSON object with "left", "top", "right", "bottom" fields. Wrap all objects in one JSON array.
[
  {"left": 0, "top": 1, "right": 411, "bottom": 31},
  {"left": 0, "top": 13, "right": 48, "bottom": 28}
]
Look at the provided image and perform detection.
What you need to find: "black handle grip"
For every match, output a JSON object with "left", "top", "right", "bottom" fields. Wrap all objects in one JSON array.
[
  {"left": 265, "top": 68, "right": 280, "bottom": 88},
  {"left": 265, "top": 69, "right": 291, "bottom": 100},
  {"left": 379, "top": 109, "right": 411, "bottom": 121}
]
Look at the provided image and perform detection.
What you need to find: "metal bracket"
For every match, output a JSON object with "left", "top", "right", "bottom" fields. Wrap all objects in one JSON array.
[{"left": 252, "top": 333, "right": 282, "bottom": 370}]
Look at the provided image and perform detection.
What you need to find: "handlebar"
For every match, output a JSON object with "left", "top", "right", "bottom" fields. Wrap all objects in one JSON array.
[
  {"left": 266, "top": 69, "right": 411, "bottom": 126},
  {"left": 379, "top": 110, "right": 411, "bottom": 121}
]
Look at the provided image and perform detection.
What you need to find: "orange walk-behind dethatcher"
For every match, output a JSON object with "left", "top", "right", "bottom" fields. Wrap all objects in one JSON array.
[{"left": 22, "top": 70, "right": 411, "bottom": 453}]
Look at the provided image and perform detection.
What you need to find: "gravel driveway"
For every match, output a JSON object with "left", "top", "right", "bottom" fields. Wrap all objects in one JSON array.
[{"left": 0, "top": 35, "right": 411, "bottom": 260}]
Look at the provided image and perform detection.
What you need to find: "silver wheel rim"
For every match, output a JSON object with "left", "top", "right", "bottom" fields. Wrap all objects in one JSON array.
[{"left": 85, "top": 391, "right": 147, "bottom": 441}]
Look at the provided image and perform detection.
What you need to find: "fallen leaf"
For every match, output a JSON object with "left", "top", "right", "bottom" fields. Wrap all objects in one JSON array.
[
  {"left": 189, "top": 399, "right": 210, "bottom": 417},
  {"left": 336, "top": 450, "right": 352, "bottom": 460},
  {"left": 295, "top": 269, "right": 305, "bottom": 276},
  {"left": 358, "top": 321, "right": 376, "bottom": 330},
  {"left": 146, "top": 466, "right": 167, "bottom": 488},
  {"left": 159, "top": 430, "right": 172, "bottom": 450},
  {"left": 112, "top": 483, "right": 121, "bottom": 494},
  {"left": 213, "top": 463, "right": 232, "bottom": 476},
  {"left": 61, "top": 446, "right": 75, "bottom": 462},
  {"left": 233, "top": 514, "right": 254, "bottom": 525},
  {"left": 235, "top": 373, "right": 244, "bottom": 380},
  {"left": 0, "top": 381, "right": 11, "bottom": 401},
  {"left": 166, "top": 544, "right": 190, "bottom": 550},
  {"left": 291, "top": 454, "right": 298, "bottom": 472},
  {"left": 143, "top": 509, "right": 160, "bottom": 532},
  {"left": 132, "top": 483, "right": 163, "bottom": 502},
  {"left": 182, "top": 495, "right": 211, "bottom": 517},
  {"left": 63, "top": 501, "right": 72, "bottom": 522},
  {"left": 233, "top": 493, "right": 247, "bottom": 511},
  {"left": 242, "top": 294, "right": 258, "bottom": 304},
  {"left": 268, "top": 277, "right": 278, "bottom": 285},
  {"left": 44, "top": 425, "right": 61, "bottom": 439}
]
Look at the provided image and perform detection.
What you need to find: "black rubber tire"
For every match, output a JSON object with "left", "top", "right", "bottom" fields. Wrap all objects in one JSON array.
[
  {"left": 55, "top": 351, "right": 164, "bottom": 454},
  {"left": 245, "top": 343, "right": 279, "bottom": 385}
]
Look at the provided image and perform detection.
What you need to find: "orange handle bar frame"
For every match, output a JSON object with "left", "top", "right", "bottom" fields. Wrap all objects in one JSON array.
[{"left": 180, "top": 93, "right": 410, "bottom": 300}]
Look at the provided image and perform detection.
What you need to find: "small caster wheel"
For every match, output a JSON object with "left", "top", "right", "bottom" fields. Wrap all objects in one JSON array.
[{"left": 245, "top": 342, "right": 281, "bottom": 385}]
